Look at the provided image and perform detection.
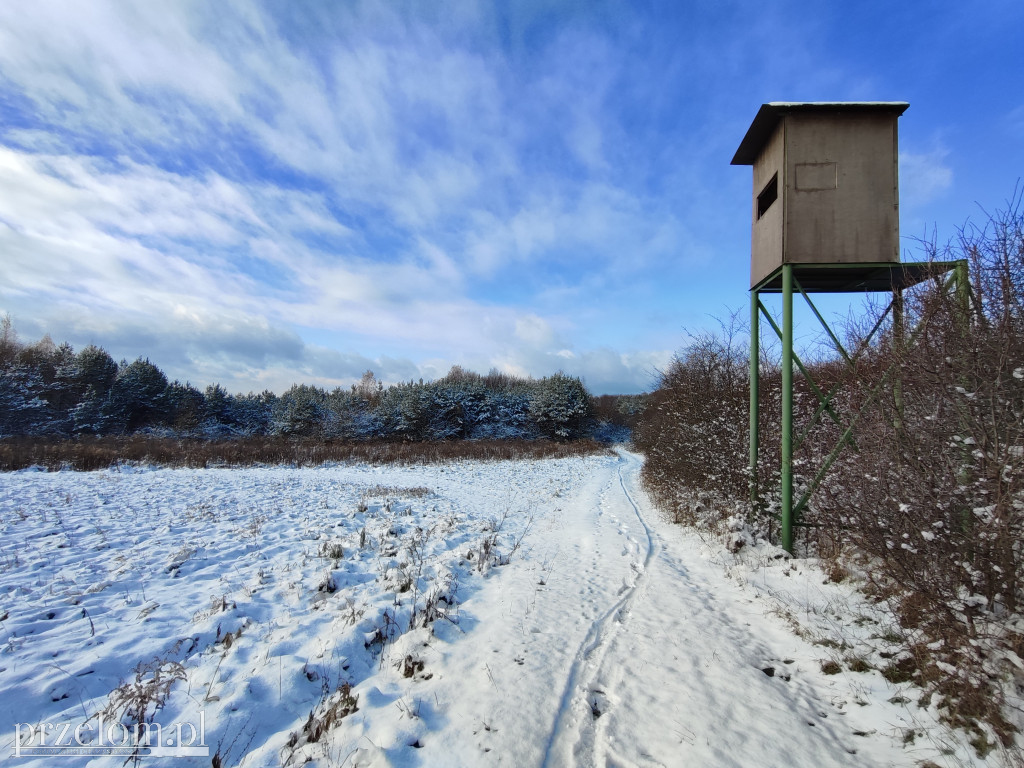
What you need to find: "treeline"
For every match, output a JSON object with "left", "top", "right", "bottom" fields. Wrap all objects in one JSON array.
[
  {"left": 0, "top": 327, "right": 611, "bottom": 442},
  {"left": 634, "top": 191, "right": 1024, "bottom": 749}
]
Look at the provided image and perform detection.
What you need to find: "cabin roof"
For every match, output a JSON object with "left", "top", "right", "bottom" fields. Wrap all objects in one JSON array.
[{"left": 731, "top": 102, "right": 909, "bottom": 166}]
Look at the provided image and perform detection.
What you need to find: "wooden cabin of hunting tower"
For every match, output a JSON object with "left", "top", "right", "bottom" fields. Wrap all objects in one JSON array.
[{"left": 732, "top": 102, "right": 909, "bottom": 290}]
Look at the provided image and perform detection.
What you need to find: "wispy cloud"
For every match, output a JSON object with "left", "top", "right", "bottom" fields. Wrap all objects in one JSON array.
[
  {"left": 899, "top": 146, "right": 954, "bottom": 210},
  {"left": 0, "top": 2, "right": 692, "bottom": 393},
  {"left": 1, "top": 1, "right": 1021, "bottom": 394}
]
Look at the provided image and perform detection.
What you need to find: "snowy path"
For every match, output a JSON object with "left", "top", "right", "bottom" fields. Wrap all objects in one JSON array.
[
  {"left": 540, "top": 452, "right": 659, "bottom": 767},
  {"left": 0, "top": 451, "right": 955, "bottom": 767},
  {"left": 537, "top": 450, "right": 873, "bottom": 767},
  {"left": 430, "top": 449, "right": 935, "bottom": 767}
]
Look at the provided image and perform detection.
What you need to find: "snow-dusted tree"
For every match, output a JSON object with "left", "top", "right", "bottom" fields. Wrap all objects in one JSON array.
[
  {"left": 0, "top": 370, "right": 52, "bottom": 436},
  {"left": 203, "top": 383, "right": 230, "bottom": 419},
  {"left": 353, "top": 370, "right": 382, "bottom": 403},
  {"left": 72, "top": 345, "right": 118, "bottom": 398},
  {"left": 16, "top": 334, "right": 60, "bottom": 382},
  {"left": 68, "top": 345, "right": 121, "bottom": 434},
  {"left": 424, "top": 383, "right": 466, "bottom": 440},
  {"left": 528, "top": 373, "right": 593, "bottom": 439},
  {"left": 429, "top": 367, "right": 491, "bottom": 439},
  {"left": 232, "top": 391, "right": 276, "bottom": 436},
  {"left": 165, "top": 381, "right": 205, "bottom": 434},
  {"left": 376, "top": 382, "right": 429, "bottom": 440},
  {"left": 103, "top": 358, "right": 170, "bottom": 433},
  {"left": 0, "top": 332, "right": 77, "bottom": 435},
  {"left": 272, "top": 384, "right": 333, "bottom": 437},
  {"left": 70, "top": 387, "right": 106, "bottom": 435},
  {"left": 330, "top": 387, "right": 379, "bottom": 439},
  {"left": 15, "top": 335, "right": 77, "bottom": 434},
  {"left": 47, "top": 342, "right": 81, "bottom": 424},
  {"left": 200, "top": 383, "right": 237, "bottom": 435},
  {"left": 481, "top": 389, "right": 534, "bottom": 438}
]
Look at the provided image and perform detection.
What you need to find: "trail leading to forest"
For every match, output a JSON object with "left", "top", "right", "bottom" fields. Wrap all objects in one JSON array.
[
  {"left": 527, "top": 450, "right": 876, "bottom": 768},
  {"left": 539, "top": 451, "right": 659, "bottom": 767}
]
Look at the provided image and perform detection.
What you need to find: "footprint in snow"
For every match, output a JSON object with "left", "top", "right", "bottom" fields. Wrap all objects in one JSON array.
[{"left": 588, "top": 689, "right": 609, "bottom": 719}]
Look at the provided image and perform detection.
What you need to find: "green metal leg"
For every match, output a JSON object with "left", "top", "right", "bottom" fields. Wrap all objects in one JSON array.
[
  {"left": 750, "top": 288, "right": 760, "bottom": 508},
  {"left": 781, "top": 264, "right": 794, "bottom": 553}
]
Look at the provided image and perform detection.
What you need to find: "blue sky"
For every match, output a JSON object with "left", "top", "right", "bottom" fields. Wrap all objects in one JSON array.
[{"left": 1, "top": 1, "right": 1021, "bottom": 395}]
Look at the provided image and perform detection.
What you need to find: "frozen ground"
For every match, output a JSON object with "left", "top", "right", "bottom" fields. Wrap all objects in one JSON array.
[{"left": 0, "top": 449, "right": 989, "bottom": 766}]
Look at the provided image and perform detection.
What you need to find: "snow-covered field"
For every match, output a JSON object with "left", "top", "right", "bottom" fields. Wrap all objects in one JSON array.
[{"left": 0, "top": 450, "right": 988, "bottom": 767}]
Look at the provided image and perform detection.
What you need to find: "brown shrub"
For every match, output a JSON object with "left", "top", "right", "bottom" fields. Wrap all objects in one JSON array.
[{"left": 0, "top": 436, "right": 611, "bottom": 472}]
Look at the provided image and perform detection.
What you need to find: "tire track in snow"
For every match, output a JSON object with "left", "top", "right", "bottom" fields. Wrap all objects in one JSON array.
[{"left": 540, "top": 449, "right": 656, "bottom": 768}]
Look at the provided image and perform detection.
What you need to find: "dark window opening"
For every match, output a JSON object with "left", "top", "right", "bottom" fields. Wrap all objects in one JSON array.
[{"left": 757, "top": 173, "right": 778, "bottom": 219}]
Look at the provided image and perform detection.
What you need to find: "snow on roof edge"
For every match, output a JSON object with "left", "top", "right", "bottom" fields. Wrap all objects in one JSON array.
[{"left": 731, "top": 101, "right": 909, "bottom": 165}]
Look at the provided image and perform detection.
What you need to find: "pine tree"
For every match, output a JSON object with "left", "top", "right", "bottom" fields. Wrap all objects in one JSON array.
[
  {"left": 103, "top": 358, "right": 170, "bottom": 433},
  {"left": 528, "top": 373, "right": 593, "bottom": 439}
]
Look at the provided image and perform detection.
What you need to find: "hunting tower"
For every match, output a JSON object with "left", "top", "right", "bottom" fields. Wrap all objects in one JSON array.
[{"left": 733, "top": 100, "right": 965, "bottom": 554}]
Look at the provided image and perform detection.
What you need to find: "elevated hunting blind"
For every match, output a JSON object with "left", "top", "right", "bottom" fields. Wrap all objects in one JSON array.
[{"left": 733, "top": 101, "right": 966, "bottom": 553}]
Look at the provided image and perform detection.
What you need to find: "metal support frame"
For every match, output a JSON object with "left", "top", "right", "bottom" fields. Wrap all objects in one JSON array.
[
  {"left": 780, "top": 265, "right": 794, "bottom": 553},
  {"left": 748, "top": 259, "right": 968, "bottom": 553},
  {"left": 749, "top": 289, "right": 759, "bottom": 508}
]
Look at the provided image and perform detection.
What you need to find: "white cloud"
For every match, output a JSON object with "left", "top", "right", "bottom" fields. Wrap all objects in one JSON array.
[
  {"left": 461, "top": 182, "right": 690, "bottom": 282},
  {"left": 0, "top": 142, "right": 667, "bottom": 393},
  {"left": 0, "top": 1, "right": 796, "bottom": 394},
  {"left": 488, "top": 345, "right": 669, "bottom": 395},
  {"left": 899, "top": 146, "right": 954, "bottom": 209},
  {"left": 514, "top": 315, "right": 560, "bottom": 349},
  {"left": 0, "top": 3, "right": 245, "bottom": 143}
]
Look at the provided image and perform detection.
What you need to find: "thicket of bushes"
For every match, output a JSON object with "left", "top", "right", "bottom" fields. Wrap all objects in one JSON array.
[
  {"left": 0, "top": 327, "right": 607, "bottom": 443},
  {"left": 634, "top": 192, "right": 1024, "bottom": 751},
  {"left": 0, "top": 435, "right": 609, "bottom": 472}
]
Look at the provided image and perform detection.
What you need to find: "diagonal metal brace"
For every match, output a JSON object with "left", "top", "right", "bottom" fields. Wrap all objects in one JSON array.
[
  {"left": 758, "top": 300, "right": 846, "bottom": 440},
  {"left": 791, "top": 292, "right": 942, "bottom": 518},
  {"left": 794, "top": 277, "right": 854, "bottom": 365},
  {"left": 790, "top": 296, "right": 896, "bottom": 450}
]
